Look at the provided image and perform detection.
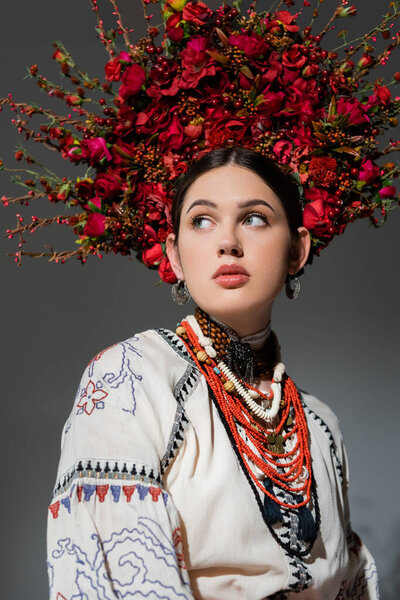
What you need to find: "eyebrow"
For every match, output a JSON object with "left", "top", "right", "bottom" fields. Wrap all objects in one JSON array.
[{"left": 185, "top": 198, "right": 275, "bottom": 214}]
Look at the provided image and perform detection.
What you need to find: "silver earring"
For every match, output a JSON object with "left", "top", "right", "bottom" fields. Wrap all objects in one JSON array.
[
  {"left": 285, "top": 274, "right": 300, "bottom": 300},
  {"left": 171, "top": 279, "right": 191, "bottom": 305}
]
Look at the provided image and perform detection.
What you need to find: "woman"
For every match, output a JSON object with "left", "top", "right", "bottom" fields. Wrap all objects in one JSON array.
[{"left": 47, "top": 147, "right": 379, "bottom": 599}]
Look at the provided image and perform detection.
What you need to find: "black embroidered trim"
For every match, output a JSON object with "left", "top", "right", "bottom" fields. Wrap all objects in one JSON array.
[
  {"left": 160, "top": 364, "right": 200, "bottom": 474},
  {"left": 53, "top": 459, "right": 162, "bottom": 498},
  {"left": 155, "top": 327, "right": 197, "bottom": 369},
  {"left": 301, "top": 396, "right": 344, "bottom": 484}
]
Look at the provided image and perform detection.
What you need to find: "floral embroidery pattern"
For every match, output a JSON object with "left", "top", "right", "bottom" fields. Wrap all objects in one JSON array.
[{"left": 76, "top": 380, "right": 108, "bottom": 415}]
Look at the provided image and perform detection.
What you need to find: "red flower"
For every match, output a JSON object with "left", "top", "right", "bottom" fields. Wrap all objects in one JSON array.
[
  {"left": 84, "top": 213, "right": 106, "bottom": 237},
  {"left": 228, "top": 34, "right": 268, "bottom": 59},
  {"left": 308, "top": 156, "right": 337, "bottom": 188},
  {"left": 142, "top": 242, "right": 164, "bottom": 267},
  {"left": 165, "top": 13, "right": 184, "bottom": 42},
  {"left": 273, "top": 140, "right": 293, "bottom": 164},
  {"left": 179, "top": 36, "right": 216, "bottom": 89},
  {"left": 336, "top": 98, "right": 368, "bottom": 125},
  {"left": 105, "top": 52, "right": 131, "bottom": 82},
  {"left": 94, "top": 173, "right": 123, "bottom": 199},
  {"left": 66, "top": 95, "right": 82, "bottom": 106},
  {"left": 52, "top": 48, "right": 67, "bottom": 63},
  {"left": 303, "top": 188, "right": 336, "bottom": 236},
  {"left": 158, "top": 255, "right": 177, "bottom": 283},
  {"left": 182, "top": 2, "right": 212, "bottom": 25},
  {"left": 282, "top": 45, "right": 307, "bottom": 69},
  {"left": 374, "top": 84, "right": 391, "bottom": 105},
  {"left": 267, "top": 10, "right": 300, "bottom": 34},
  {"left": 357, "top": 53, "right": 374, "bottom": 69},
  {"left": 119, "top": 64, "right": 146, "bottom": 99},
  {"left": 75, "top": 179, "right": 94, "bottom": 200},
  {"left": 159, "top": 115, "right": 185, "bottom": 151}
]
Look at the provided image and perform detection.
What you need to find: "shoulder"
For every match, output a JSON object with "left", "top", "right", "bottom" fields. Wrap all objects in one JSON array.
[
  {"left": 300, "top": 390, "right": 343, "bottom": 453},
  {"left": 54, "top": 328, "right": 198, "bottom": 492}
]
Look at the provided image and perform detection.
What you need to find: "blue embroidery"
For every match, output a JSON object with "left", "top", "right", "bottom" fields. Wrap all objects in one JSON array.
[
  {"left": 110, "top": 485, "right": 121, "bottom": 503},
  {"left": 61, "top": 497, "right": 71, "bottom": 514},
  {"left": 49, "top": 517, "right": 192, "bottom": 599},
  {"left": 83, "top": 484, "right": 96, "bottom": 502}
]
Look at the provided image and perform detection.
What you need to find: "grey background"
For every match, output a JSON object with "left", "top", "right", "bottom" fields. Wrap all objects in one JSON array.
[{"left": 1, "top": 1, "right": 399, "bottom": 598}]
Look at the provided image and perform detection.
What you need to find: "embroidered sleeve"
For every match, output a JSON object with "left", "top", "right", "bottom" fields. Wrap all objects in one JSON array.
[
  {"left": 47, "top": 335, "right": 194, "bottom": 599},
  {"left": 336, "top": 443, "right": 380, "bottom": 599}
]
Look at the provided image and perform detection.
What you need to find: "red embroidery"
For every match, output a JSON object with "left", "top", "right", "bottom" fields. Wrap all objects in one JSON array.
[
  {"left": 87, "top": 344, "right": 118, "bottom": 367},
  {"left": 49, "top": 501, "right": 60, "bottom": 519},
  {"left": 122, "top": 485, "right": 136, "bottom": 502},
  {"left": 149, "top": 486, "right": 162, "bottom": 502},
  {"left": 56, "top": 594, "right": 67, "bottom": 600},
  {"left": 173, "top": 527, "right": 187, "bottom": 570},
  {"left": 96, "top": 484, "right": 109, "bottom": 502},
  {"left": 77, "top": 379, "right": 108, "bottom": 415},
  {"left": 76, "top": 485, "right": 83, "bottom": 502}
]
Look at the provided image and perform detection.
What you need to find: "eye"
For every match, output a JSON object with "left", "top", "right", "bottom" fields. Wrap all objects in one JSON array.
[
  {"left": 243, "top": 212, "right": 269, "bottom": 227},
  {"left": 190, "top": 215, "right": 212, "bottom": 230}
]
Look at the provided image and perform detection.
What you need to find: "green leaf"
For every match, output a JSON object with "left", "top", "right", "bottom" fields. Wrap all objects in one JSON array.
[
  {"left": 87, "top": 200, "right": 102, "bottom": 213},
  {"left": 206, "top": 50, "right": 229, "bottom": 65},
  {"left": 239, "top": 65, "right": 254, "bottom": 79},
  {"left": 332, "top": 146, "right": 361, "bottom": 158},
  {"left": 328, "top": 96, "right": 337, "bottom": 120}
]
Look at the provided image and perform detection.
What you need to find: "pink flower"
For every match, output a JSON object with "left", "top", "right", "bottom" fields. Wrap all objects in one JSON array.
[
  {"left": 379, "top": 186, "right": 396, "bottom": 199},
  {"left": 119, "top": 64, "right": 146, "bottom": 99},
  {"left": 84, "top": 213, "right": 106, "bottom": 237},
  {"left": 81, "top": 138, "right": 112, "bottom": 165},
  {"left": 358, "top": 159, "right": 379, "bottom": 184}
]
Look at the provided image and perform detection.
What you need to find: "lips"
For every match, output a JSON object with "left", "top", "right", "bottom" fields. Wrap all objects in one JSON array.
[
  {"left": 212, "top": 263, "right": 250, "bottom": 278},
  {"left": 212, "top": 263, "right": 250, "bottom": 289}
]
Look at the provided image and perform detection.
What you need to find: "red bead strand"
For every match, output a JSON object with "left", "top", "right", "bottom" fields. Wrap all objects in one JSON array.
[{"left": 178, "top": 319, "right": 313, "bottom": 510}]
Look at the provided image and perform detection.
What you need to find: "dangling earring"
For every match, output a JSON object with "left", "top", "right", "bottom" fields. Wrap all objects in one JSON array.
[
  {"left": 285, "top": 274, "right": 300, "bottom": 300},
  {"left": 171, "top": 279, "right": 191, "bottom": 305}
]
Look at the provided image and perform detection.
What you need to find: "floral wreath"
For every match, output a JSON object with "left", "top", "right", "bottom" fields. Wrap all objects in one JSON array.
[{"left": 1, "top": 0, "right": 399, "bottom": 283}]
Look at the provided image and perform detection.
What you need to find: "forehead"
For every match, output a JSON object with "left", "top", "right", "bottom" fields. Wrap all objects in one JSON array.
[{"left": 183, "top": 164, "right": 281, "bottom": 206}]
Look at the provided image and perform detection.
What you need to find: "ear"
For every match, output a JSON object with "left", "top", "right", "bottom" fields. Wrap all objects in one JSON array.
[
  {"left": 166, "top": 232, "right": 185, "bottom": 280},
  {"left": 287, "top": 227, "right": 311, "bottom": 275}
]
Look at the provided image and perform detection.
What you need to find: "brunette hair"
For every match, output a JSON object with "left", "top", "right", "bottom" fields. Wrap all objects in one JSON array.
[{"left": 171, "top": 146, "right": 303, "bottom": 243}]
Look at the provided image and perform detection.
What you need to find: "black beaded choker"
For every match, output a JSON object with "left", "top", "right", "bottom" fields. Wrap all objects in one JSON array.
[{"left": 194, "top": 306, "right": 281, "bottom": 383}]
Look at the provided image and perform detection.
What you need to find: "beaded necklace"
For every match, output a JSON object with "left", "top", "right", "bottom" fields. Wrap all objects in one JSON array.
[{"left": 175, "top": 312, "right": 320, "bottom": 553}]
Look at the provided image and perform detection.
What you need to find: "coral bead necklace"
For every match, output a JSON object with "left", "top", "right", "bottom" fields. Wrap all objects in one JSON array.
[{"left": 175, "top": 314, "right": 314, "bottom": 513}]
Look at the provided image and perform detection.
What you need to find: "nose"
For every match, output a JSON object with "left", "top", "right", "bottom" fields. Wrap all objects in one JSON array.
[{"left": 217, "top": 226, "right": 243, "bottom": 257}]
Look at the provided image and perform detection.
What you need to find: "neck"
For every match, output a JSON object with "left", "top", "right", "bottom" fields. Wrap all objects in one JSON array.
[
  {"left": 210, "top": 313, "right": 272, "bottom": 351},
  {"left": 202, "top": 307, "right": 272, "bottom": 340}
]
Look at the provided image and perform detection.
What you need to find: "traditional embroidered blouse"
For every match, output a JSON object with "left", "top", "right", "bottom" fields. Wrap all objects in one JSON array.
[{"left": 47, "top": 325, "right": 380, "bottom": 599}]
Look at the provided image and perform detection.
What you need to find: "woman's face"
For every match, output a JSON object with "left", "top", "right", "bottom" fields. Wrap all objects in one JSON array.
[{"left": 166, "top": 164, "right": 310, "bottom": 335}]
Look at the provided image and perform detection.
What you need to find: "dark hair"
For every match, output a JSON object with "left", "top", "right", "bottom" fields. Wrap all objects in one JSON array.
[{"left": 171, "top": 146, "right": 303, "bottom": 243}]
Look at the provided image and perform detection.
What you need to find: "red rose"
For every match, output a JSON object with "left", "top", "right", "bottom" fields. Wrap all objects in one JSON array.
[
  {"left": 159, "top": 115, "right": 185, "bottom": 150},
  {"left": 282, "top": 45, "right": 307, "bottom": 69},
  {"left": 75, "top": 179, "right": 94, "bottom": 200},
  {"left": 228, "top": 34, "right": 268, "bottom": 59},
  {"left": 158, "top": 255, "right": 177, "bottom": 283},
  {"left": 83, "top": 213, "right": 106, "bottom": 237},
  {"left": 166, "top": 13, "right": 184, "bottom": 42},
  {"left": 119, "top": 64, "right": 146, "bottom": 99},
  {"left": 374, "top": 84, "right": 391, "bottom": 105},
  {"left": 336, "top": 98, "right": 368, "bottom": 125},
  {"left": 303, "top": 188, "right": 335, "bottom": 236},
  {"left": 142, "top": 242, "right": 164, "bottom": 267},
  {"left": 94, "top": 173, "right": 123, "bottom": 199},
  {"left": 182, "top": 2, "right": 212, "bottom": 24}
]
